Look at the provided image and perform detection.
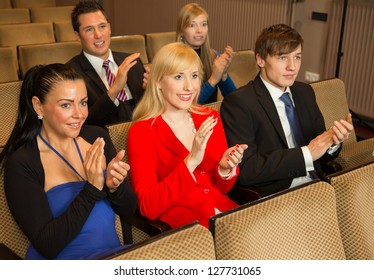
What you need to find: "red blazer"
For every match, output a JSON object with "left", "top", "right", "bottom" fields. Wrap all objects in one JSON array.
[{"left": 127, "top": 109, "right": 238, "bottom": 228}]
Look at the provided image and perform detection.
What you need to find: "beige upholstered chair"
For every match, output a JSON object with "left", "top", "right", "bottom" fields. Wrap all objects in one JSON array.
[
  {"left": 0, "top": 47, "right": 19, "bottom": 83},
  {"left": 311, "top": 78, "right": 374, "bottom": 170},
  {"left": 102, "top": 222, "right": 216, "bottom": 260},
  {"left": 0, "top": 22, "right": 55, "bottom": 71},
  {"left": 327, "top": 162, "right": 374, "bottom": 259},
  {"left": 0, "top": 0, "right": 12, "bottom": 8},
  {"left": 205, "top": 100, "right": 222, "bottom": 113},
  {"left": 53, "top": 21, "right": 75, "bottom": 42},
  {"left": 0, "top": 165, "right": 30, "bottom": 259},
  {"left": 30, "top": 6, "right": 74, "bottom": 23},
  {"left": 110, "top": 35, "right": 149, "bottom": 65},
  {"left": 0, "top": 81, "right": 21, "bottom": 148},
  {"left": 227, "top": 49, "right": 258, "bottom": 88},
  {"left": 210, "top": 181, "right": 346, "bottom": 260},
  {"left": 145, "top": 31, "right": 176, "bottom": 62},
  {"left": 18, "top": 41, "right": 82, "bottom": 78},
  {"left": 0, "top": 8, "right": 30, "bottom": 25},
  {"left": 12, "top": 0, "right": 56, "bottom": 8}
]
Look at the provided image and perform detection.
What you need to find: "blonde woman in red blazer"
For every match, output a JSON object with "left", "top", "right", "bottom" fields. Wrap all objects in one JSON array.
[{"left": 128, "top": 43, "right": 247, "bottom": 229}]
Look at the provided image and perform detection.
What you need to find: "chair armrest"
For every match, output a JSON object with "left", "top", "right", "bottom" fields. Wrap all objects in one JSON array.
[
  {"left": 228, "top": 186, "right": 260, "bottom": 205},
  {"left": 127, "top": 209, "right": 171, "bottom": 237},
  {"left": 0, "top": 243, "right": 22, "bottom": 260}
]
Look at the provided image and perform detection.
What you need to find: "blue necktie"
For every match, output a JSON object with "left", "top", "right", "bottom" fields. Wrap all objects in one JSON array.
[
  {"left": 280, "top": 92, "right": 317, "bottom": 179},
  {"left": 279, "top": 92, "right": 305, "bottom": 147}
]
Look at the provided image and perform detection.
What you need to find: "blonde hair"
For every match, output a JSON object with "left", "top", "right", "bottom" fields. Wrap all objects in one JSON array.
[
  {"left": 176, "top": 3, "right": 213, "bottom": 80},
  {"left": 133, "top": 42, "right": 207, "bottom": 122}
]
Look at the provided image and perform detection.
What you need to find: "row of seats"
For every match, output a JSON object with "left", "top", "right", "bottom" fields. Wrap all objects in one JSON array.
[
  {"left": 2, "top": 160, "right": 372, "bottom": 260},
  {"left": 0, "top": 30, "right": 258, "bottom": 89},
  {"left": 0, "top": 5, "right": 72, "bottom": 25},
  {"left": 0, "top": 29, "right": 177, "bottom": 82},
  {"left": 0, "top": 0, "right": 56, "bottom": 9}
]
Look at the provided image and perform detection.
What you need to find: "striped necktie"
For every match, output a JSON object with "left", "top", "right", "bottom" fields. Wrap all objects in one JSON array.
[{"left": 102, "top": 60, "right": 127, "bottom": 102}]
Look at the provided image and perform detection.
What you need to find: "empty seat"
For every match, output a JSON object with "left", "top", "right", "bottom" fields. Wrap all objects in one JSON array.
[
  {"left": 0, "top": 8, "right": 30, "bottom": 25},
  {"left": 12, "top": 0, "right": 56, "bottom": 8},
  {"left": 30, "top": 6, "right": 74, "bottom": 23},
  {"left": 328, "top": 162, "right": 374, "bottom": 259},
  {"left": 110, "top": 35, "right": 149, "bottom": 65},
  {"left": 145, "top": 31, "right": 176, "bottom": 62},
  {"left": 102, "top": 222, "right": 216, "bottom": 260},
  {"left": 227, "top": 49, "right": 258, "bottom": 88},
  {"left": 18, "top": 41, "right": 81, "bottom": 78},
  {"left": 0, "top": 22, "right": 55, "bottom": 71},
  {"left": 0, "top": 47, "right": 19, "bottom": 83},
  {"left": 311, "top": 78, "right": 374, "bottom": 170},
  {"left": 210, "top": 181, "right": 346, "bottom": 260},
  {"left": 53, "top": 21, "right": 75, "bottom": 42},
  {"left": 0, "top": 81, "right": 21, "bottom": 149},
  {"left": 0, "top": 0, "right": 11, "bottom": 8}
]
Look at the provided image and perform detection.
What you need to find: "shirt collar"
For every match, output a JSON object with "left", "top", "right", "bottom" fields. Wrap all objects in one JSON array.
[
  {"left": 259, "top": 74, "right": 292, "bottom": 104},
  {"left": 83, "top": 49, "right": 114, "bottom": 74}
]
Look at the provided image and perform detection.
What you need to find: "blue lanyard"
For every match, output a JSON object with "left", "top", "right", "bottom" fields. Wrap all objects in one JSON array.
[{"left": 37, "top": 127, "right": 85, "bottom": 181}]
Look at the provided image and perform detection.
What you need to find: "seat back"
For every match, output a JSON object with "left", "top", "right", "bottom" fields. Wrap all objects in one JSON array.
[
  {"left": 110, "top": 35, "right": 149, "bottom": 65},
  {"left": 227, "top": 49, "right": 258, "bottom": 88},
  {"left": 205, "top": 100, "right": 222, "bottom": 113},
  {"left": 328, "top": 162, "right": 374, "bottom": 259},
  {"left": 310, "top": 78, "right": 357, "bottom": 144},
  {"left": 145, "top": 31, "right": 176, "bottom": 62},
  {"left": 0, "top": 165, "right": 30, "bottom": 259},
  {"left": 18, "top": 41, "right": 82, "bottom": 78},
  {"left": 0, "top": 8, "right": 30, "bottom": 25},
  {"left": 106, "top": 121, "right": 133, "bottom": 162},
  {"left": 0, "top": 81, "right": 21, "bottom": 148},
  {"left": 54, "top": 21, "right": 75, "bottom": 42},
  {"left": 0, "top": 0, "right": 11, "bottom": 8},
  {"left": 210, "top": 181, "right": 346, "bottom": 260},
  {"left": 12, "top": 0, "right": 56, "bottom": 8},
  {"left": 103, "top": 222, "right": 216, "bottom": 260},
  {"left": 0, "top": 47, "right": 19, "bottom": 83},
  {"left": 30, "top": 6, "right": 74, "bottom": 23},
  {"left": 0, "top": 22, "right": 55, "bottom": 71}
]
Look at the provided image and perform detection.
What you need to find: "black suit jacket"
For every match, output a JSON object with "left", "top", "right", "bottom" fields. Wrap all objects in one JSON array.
[
  {"left": 221, "top": 74, "right": 340, "bottom": 197},
  {"left": 66, "top": 51, "right": 145, "bottom": 126}
]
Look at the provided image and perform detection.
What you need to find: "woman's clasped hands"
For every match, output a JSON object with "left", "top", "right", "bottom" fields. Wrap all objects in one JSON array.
[{"left": 84, "top": 137, "right": 130, "bottom": 192}]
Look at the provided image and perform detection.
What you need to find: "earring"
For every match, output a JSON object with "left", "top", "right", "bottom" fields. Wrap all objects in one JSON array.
[{"left": 37, "top": 115, "right": 43, "bottom": 120}]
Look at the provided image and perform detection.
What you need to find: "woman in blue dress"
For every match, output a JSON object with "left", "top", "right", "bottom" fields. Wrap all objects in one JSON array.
[{"left": 0, "top": 63, "right": 138, "bottom": 260}]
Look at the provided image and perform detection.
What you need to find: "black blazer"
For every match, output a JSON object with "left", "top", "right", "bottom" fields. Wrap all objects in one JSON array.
[
  {"left": 221, "top": 74, "right": 339, "bottom": 197},
  {"left": 66, "top": 51, "right": 145, "bottom": 126}
]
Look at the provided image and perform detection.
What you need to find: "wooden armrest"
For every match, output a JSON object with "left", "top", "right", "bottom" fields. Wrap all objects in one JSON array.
[
  {"left": 126, "top": 209, "right": 171, "bottom": 237},
  {"left": 0, "top": 243, "right": 22, "bottom": 260}
]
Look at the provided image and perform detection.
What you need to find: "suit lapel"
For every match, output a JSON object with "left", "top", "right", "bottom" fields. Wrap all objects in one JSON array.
[
  {"left": 78, "top": 52, "right": 108, "bottom": 93},
  {"left": 254, "top": 76, "right": 288, "bottom": 147}
]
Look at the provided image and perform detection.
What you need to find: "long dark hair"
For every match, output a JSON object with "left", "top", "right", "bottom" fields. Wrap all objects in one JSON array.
[{"left": 0, "top": 64, "right": 83, "bottom": 167}]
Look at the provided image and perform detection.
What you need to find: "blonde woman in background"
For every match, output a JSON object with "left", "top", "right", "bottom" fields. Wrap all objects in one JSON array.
[{"left": 176, "top": 3, "right": 236, "bottom": 104}]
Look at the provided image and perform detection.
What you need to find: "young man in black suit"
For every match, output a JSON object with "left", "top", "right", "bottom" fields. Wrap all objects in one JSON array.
[
  {"left": 67, "top": 0, "right": 146, "bottom": 127},
  {"left": 221, "top": 24, "right": 353, "bottom": 202}
]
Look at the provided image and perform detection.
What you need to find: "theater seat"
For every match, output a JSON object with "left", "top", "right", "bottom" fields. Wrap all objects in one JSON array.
[
  {"left": 102, "top": 222, "right": 216, "bottom": 260},
  {"left": 0, "top": 47, "right": 19, "bottom": 83},
  {"left": 311, "top": 78, "right": 374, "bottom": 171},
  {"left": 210, "top": 181, "right": 346, "bottom": 260}
]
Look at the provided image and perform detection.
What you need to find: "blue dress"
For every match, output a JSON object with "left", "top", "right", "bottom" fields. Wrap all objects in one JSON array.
[{"left": 26, "top": 181, "right": 126, "bottom": 260}]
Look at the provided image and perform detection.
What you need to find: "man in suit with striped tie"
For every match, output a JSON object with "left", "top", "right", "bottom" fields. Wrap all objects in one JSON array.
[
  {"left": 67, "top": 0, "right": 146, "bottom": 127},
  {"left": 221, "top": 24, "right": 353, "bottom": 202}
]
